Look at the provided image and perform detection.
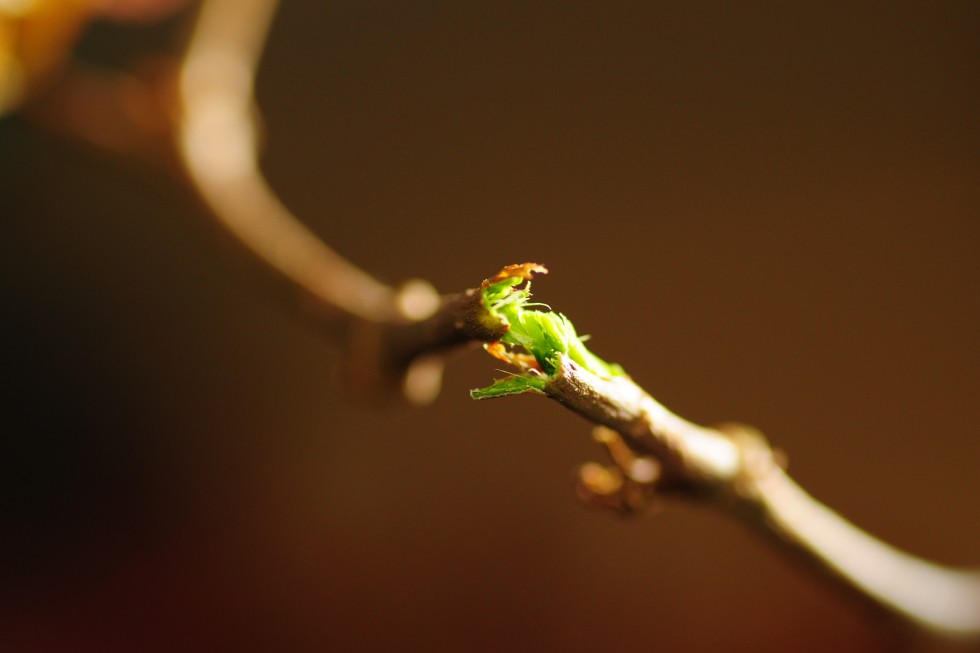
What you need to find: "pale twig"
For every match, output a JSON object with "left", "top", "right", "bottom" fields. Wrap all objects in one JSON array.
[
  {"left": 176, "top": 0, "right": 468, "bottom": 401},
  {"left": 549, "top": 356, "right": 980, "bottom": 643},
  {"left": 176, "top": 0, "right": 428, "bottom": 324},
  {"left": 25, "top": 0, "right": 451, "bottom": 396},
  {"left": 176, "top": 0, "right": 980, "bottom": 624},
  {"left": 753, "top": 465, "right": 980, "bottom": 640}
]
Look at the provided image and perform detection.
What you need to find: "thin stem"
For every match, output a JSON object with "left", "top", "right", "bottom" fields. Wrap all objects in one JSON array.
[
  {"left": 542, "top": 355, "right": 980, "bottom": 642},
  {"left": 752, "top": 467, "right": 980, "bottom": 639},
  {"left": 545, "top": 356, "right": 742, "bottom": 487},
  {"left": 176, "top": 0, "right": 402, "bottom": 322}
]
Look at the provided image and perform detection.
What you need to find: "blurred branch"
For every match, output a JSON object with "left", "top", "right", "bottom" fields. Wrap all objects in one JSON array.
[
  {"left": 176, "top": 0, "right": 515, "bottom": 402},
  {"left": 19, "top": 0, "right": 473, "bottom": 398},
  {"left": 176, "top": 0, "right": 404, "bottom": 323},
  {"left": 751, "top": 458, "right": 980, "bottom": 641}
]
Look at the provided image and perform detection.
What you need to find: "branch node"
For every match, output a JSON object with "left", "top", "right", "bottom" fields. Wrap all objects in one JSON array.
[{"left": 575, "top": 426, "right": 664, "bottom": 516}]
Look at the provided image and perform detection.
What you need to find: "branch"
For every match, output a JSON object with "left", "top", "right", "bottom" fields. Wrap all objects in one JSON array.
[
  {"left": 751, "top": 463, "right": 980, "bottom": 640},
  {"left": 176, "top": 0, "right": 407, "bottom": 323},
  {"left": 549, "top": 358, "right": 980, "bottom": 641},
  {"left": 471, "top": 264, "right": 980, "bottom": 644},
  {"left": 176, "top": 0, "right": 519, "bottom": 403},
  {"left": 19, "top": 0, "right": 499, "bottom": 400}
]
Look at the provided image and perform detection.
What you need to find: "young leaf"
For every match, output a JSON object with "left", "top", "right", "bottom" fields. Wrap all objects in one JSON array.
[
  {"left": 470, "top": 375, "right": 546, "bottom": 400},
  {"left": 476, "top": 263, "right": 624, "bottom": 382}
]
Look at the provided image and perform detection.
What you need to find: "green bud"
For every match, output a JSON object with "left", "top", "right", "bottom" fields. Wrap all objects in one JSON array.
[{"left": 472, "top": 264, "right": 624, "bottom": 399}]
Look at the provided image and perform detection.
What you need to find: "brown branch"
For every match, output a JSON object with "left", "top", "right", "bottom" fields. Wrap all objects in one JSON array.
[
  {"left": 751, "top": 465, "right": 980, "bottom": 641},
  {"left": 546, "top": 356, "right": 980, "bottom": 643},
  {"left": 338, "top": 288, "right": 507, "bottom": 402},
  {"left": 22, "top": 0, "right": 493, "bottom": 401},
  {"left": 174, "top": 0, "right": 508, "bottom": 403},
  {"left": 176, "top": 0, "right": 407, "bottom": 324}
]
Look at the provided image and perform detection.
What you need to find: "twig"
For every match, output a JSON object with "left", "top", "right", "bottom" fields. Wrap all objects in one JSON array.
[
  {"left": 176, "top": 0, "right": 408, "bottom": 323},
  {"left": 176, "top": 0, "right": 479, "bottom": 401},
  {"left": 751, "top": 464, "right": 980, "bottom": 640},
  {"left": 23, "top": 0, "right": 494, "bottom": 399},
  {"left": 176, "top": 3, "right": 980, "bottom": 630},
  {"left": 541, "top": 355, "right": 980, "bottom": 642}
]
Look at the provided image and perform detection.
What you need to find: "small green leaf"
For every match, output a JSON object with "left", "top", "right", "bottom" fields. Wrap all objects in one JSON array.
[
  {"left": 473, "top": 263, "right": 624, "bottom": 399},
  {"left": 470, "top": 375, "right": 547, "bottom": 400}
]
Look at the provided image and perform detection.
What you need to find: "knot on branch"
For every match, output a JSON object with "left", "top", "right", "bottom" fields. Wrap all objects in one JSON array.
[
  {"left": 338, "top": 281, "right": 508, "bottom": 405},
  {"left": 576, "top": 426, "right": 663, "bottom": 515},
  {"left": 713, "top": 422, "right": 787, "bottom": 503},
  {"left": 576, "top": 422, "right": 786, "bottom": 517}
]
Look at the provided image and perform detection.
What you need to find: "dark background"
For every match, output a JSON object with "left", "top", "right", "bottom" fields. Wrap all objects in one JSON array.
[{"left": 2, "top": 2, "right": 978, "bottom": 651}]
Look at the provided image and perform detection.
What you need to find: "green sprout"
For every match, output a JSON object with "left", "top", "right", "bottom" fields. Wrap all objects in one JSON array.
[{"left": 470, "top": 264, "right": 624, "bottom": 400}]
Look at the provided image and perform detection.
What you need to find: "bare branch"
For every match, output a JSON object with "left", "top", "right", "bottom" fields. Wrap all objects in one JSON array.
[
  {"left": 545, "top": 357, "right": 980, "bottom": 642},
  {"left": 751, "top": 464, "right": 980, "bottom": 640},
  {"left": 176, "top": 0, "right": 408, "bottom": 323},
  {"left": 338, "top": 287, "right": 508, "bottom": 400}
]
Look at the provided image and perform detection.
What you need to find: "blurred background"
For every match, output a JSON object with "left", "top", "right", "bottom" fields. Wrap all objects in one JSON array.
[{"left": 1, "top": 2, "right": 978, "bottom": 651}]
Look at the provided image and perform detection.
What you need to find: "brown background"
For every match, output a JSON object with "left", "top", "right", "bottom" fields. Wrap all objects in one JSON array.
[{"left": 2, "top": 2, "right": 978, "bottom": 651}]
